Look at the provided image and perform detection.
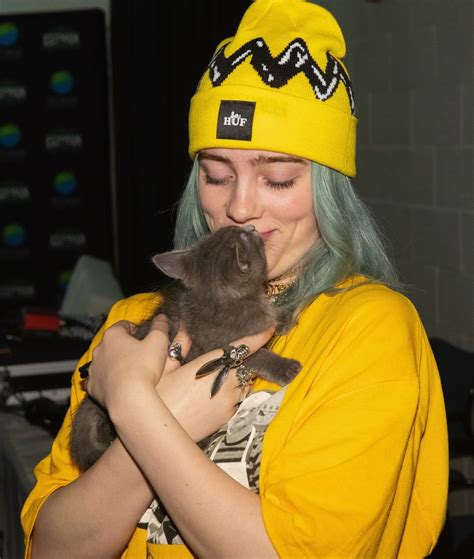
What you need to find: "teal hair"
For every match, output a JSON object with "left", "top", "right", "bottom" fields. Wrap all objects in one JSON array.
[
  {"left": 174, "top": 158, "right": 401, "bottom": 317},
  {"left": 173, "top": 159, "right": 209, "bottom": 249}
]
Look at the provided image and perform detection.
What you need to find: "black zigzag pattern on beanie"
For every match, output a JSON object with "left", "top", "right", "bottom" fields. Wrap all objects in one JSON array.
[{"left": 208, "top": 38, "right": 355, "bottom": 114}]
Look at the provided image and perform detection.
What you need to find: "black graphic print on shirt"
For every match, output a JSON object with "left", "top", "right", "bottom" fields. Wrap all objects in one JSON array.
[{"left": 138, "top": 389, "right": 287, "bottom": 545}]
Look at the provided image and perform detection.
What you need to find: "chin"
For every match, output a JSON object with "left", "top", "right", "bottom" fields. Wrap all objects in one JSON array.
[{"left": 267, "top": 264, "right": 288, "bottom": 280}]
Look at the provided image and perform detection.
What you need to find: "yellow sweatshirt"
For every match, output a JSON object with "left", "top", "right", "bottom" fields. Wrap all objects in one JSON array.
[{"left": 21, "top": 277, "right": 448, "bottom": 558}]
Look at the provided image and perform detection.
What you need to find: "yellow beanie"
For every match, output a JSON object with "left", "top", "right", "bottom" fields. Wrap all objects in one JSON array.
[{"left": 188, "top": 0, "right": 357, "bottom": 177}]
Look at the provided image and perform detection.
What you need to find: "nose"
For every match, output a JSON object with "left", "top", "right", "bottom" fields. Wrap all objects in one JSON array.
[{"left": 225, "top": 181, "right": 263, "bottom": 225}]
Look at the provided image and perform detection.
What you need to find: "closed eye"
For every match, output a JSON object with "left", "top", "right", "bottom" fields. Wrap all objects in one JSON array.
[
  {"left": 204, "top": 174, "right": 296, "bottom": 189},
  {"left": 204, "top": 174, "right": 229, "bottom": 186},
  {"left": 264, "top": 178, "right": 296, "bottom": 189}
]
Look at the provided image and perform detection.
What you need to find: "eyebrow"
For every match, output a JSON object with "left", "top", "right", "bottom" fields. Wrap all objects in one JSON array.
[{"left": 198, "top": 153, "right": 306, "bottom": 167}]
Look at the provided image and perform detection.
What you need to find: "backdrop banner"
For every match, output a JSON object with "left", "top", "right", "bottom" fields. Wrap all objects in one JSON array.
[{"left": 0, "top": 9, "right": 112, "bottom": 310}]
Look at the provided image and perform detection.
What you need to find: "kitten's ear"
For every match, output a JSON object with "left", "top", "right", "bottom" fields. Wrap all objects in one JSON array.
[{"left": 152, "top": 250, "right": 190, "bottom": 279}]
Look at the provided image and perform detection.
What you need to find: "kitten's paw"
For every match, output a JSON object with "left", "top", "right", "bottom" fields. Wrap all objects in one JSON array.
[{"left": 281, "top": 358, "right": 302, "bottom": 383}]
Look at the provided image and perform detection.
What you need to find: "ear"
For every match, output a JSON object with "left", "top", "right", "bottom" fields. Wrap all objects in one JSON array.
[
  {"left": 152, "top": 249, "right": 190, "bottom": 279},
  {"left": 235, "top": 244, "right": 250, "bottom": 273}
]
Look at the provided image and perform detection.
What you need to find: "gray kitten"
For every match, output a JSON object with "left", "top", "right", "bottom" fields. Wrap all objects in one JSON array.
[{"left": 70, "top": 225, "right": 301, "bottom": 471}]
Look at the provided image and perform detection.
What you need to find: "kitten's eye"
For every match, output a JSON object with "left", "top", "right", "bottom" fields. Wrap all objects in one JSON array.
[
  {"left": 235, "top": 243, "right": 250, "bottom": 273},
  {"left": 264, "top": 178, "right": 296, "bottom": 189}
]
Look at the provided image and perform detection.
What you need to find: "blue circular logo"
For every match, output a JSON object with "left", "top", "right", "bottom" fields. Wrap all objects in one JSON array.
[
  {"left": 0, "top": 23, "right": 19, "bottom": 47},
  {"left": 53, "top": 171, "right": 77, "bottom": 195},
  {"left": 58, "top": 269, "right": 72, "bottom": 290},
  {"left": 0, "top": 123, "right": 21, "bottom": 148},
  {"left": 2, "top": 223, "right": 26, "bottom": 247},
  {"left": 50, "top": 70, "right": 75, "bottom": 95}
]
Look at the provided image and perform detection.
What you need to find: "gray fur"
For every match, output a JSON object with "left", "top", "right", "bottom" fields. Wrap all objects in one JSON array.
[{"left": 70, "top": 225, "right": 301, "bottom": 471}]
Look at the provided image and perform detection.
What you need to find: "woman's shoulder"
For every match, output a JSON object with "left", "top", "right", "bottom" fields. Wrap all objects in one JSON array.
[
  {"left": 288, "top": 277, "right": 429, "bottom": 387},
  {"left": 340, "top": 276, "right": 416, "bottom": 313},
  {"left": 303, "top": 275, "right": 420, "bottom": 331}
]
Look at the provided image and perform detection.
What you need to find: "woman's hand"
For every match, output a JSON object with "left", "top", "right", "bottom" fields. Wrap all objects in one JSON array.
[
  {"left": 85, "top": 314, "right": 172, "bottom": 411},
  {"left": 157, "top": 327, "right": 274, "bottom": 442},
  {"left": 85, "top": 313, "right": 274, "bottom": 442}
]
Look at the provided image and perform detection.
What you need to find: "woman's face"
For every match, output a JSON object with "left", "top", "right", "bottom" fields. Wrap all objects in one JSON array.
[{"left": 198, "top": 148, "right": 320, "bottom": 279}]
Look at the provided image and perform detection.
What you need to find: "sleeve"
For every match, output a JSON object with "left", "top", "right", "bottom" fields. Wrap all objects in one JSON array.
[
  {"left": 20, "top": 294, "right": 158, "bottom": 559},
  {"left": 259, "top": 290, "right": 443, "bottom": 558}
]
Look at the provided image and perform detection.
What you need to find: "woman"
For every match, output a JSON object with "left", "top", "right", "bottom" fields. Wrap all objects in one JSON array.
[{"left": 22, "top": 1, "right": 449, "bottom": 557}]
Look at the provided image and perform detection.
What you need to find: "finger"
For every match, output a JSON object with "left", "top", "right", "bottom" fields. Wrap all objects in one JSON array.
[
  {"left": 163, "top": 323, "right": 190, "bottom": 373},
  {"left": 103, "top": 320, "right": 138, "bottom": 337},
  {"left": 229, "top": 326, "right": 275, "bottom": 353},
  {"left": 173, "top": 321, "right": 192, "bottom": 359},
  {"left": 142, "top": 314, "right": 172, "bottom": 366},
  {"left": 144, "top": 314, "right": 171, "bottom": 345},
  {"left": 148, "top": 313, "right": 170, "bottom": 336}
]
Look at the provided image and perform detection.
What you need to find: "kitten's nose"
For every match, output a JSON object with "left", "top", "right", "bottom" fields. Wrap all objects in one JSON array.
[{"left": 240, "top": 224, "right": 257, "bottom": 242}]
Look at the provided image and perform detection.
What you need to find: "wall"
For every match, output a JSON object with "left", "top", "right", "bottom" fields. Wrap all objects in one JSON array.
[{"left": 317, "top": 0, "right": 473, "bottom": 350}]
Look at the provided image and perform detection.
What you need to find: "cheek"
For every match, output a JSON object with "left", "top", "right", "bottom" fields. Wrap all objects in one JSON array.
[
  {"left": 296, "top": 203, "right": 319, "bottom": 243},
  {"left": 274, "top": 190, "right": 320, "bottom": 250},
  {"left": 271, "top": 188, "right": 316, "bottom": 227},
  {"left": 199, "top": 185, "right": 223, "bottom": 230}
]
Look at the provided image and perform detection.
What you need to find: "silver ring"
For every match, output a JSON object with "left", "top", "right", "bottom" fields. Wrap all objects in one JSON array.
[
  {"left": 168, "top": 342, "right": 184, "bottom": 364},
  {"left": 229, "top": 344, "right": 250, "bottom": 367}
]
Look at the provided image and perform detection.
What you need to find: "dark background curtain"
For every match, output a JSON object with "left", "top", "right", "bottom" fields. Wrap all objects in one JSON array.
[{"left": 110, "top": 0, "right": 249, "bottom": 296}]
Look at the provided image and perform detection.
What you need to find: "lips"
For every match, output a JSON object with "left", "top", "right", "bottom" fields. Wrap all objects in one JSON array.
[{"left": 260, "top": 229, "right": 276, "bottom": 241}]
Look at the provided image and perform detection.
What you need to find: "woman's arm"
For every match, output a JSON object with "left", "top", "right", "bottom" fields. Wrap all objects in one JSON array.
[
  {"left": 87, "top": 316, "right": 278, "bottom": 559},
  {"left": 112, "top": 382, "right": 278, "bottom": 559},
  {"left": 31, "top": 438, "right": 153, "bottom": 559},
  {"left": 30, "top": 317, "right": 207, "bottom": 559},
  {"left": 31, "top": 314, "right": 276, "bottom": 559},
  {"left": 22, "top": 295, "right": 162, "bottom": 559}
]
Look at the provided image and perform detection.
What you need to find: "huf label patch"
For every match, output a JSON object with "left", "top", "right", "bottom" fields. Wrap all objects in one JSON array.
[{"left": 216, "top": 100, "right": 256, "bottom": 141}]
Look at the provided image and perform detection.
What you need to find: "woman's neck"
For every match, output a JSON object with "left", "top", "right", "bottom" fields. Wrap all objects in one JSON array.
[{"left": 264, "top": 266, "right": 300, "bottom": 300}]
